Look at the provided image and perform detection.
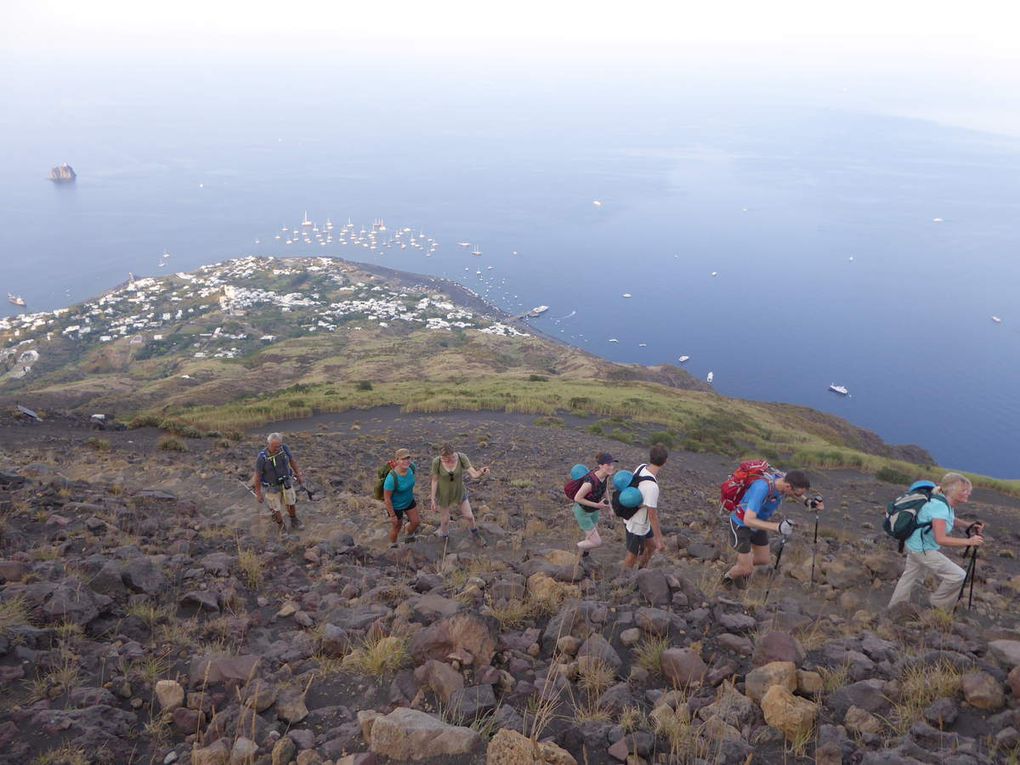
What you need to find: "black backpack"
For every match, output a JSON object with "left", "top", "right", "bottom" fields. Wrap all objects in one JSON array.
[
  {"left": 611, "top": 464, "right": 656, "bottom": 520},
  {"left": 884, "top": 481, "right": 940, "bottom": 551}
]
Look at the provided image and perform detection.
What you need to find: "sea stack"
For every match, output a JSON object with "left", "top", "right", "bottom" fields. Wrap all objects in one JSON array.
[{"left": 48, "top": 163, "right": 76, "bottom": 183}]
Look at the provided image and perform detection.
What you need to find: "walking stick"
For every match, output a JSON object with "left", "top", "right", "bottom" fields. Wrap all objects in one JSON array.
[
  {"left": 955, "top": 546, "right": 978, "bottom": 611},
  {"left": 810, "top": 513, "right": 819, "bottom": 588},
  {"left": 763, "top": 537, "right": 787, "bottom": 605}
]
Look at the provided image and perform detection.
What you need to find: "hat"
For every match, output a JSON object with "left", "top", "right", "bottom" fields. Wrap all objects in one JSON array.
[
  {"left": 394, "top": 448, "right": 412, "bottom": 460},
  {"left": 596, "top": 452, "right": 618, "bottom": 465}
]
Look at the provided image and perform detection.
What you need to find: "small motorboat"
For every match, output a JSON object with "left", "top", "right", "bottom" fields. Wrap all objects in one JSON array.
[
  {"left": 622, "top": 293, "right": 632, "bottom": 298},
  {"left": 8, "top": 293, "right": 26, "bottom": 307},
  {"left": 678, "top": 355, "right": 690, "bottom": 363},
  {"left": 527, "top": 305, "right": 549, "bottom": 318},
  {"left": 707, "top": 371, "right": 714, "bottom": 384},
  {"left": 992, "top": 316, "right": 1003, "bottom": 324},
  {"left": 828, "top": 384, "right": 850, "bottom": 396}
]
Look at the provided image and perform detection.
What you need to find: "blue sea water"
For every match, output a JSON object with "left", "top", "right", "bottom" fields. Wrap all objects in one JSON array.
[{"left": 2, "top": 54, "right": 1020, "bottom": 478}]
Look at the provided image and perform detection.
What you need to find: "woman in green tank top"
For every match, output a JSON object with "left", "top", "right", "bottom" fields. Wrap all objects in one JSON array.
[{"left": 430, "top": 443, "right": 491, "bottom": 546}]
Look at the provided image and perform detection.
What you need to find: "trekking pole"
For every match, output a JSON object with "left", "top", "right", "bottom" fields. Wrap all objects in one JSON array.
[
  {"left": 763, "top": 537, "right": 787, "bottom": 606},
  {"left": 967, "top": 547, "right": 978, "bottom": 610},
  {"left": 954, "top": 544, "right": 978, "bottom": 611},
  {"left": 810, "top": 512, "right": 819, "bottom": 589}
]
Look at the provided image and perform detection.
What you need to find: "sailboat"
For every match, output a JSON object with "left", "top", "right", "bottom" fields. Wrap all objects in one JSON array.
[{"left": 301, "top": 211, "right": 313, "bottom": 228}]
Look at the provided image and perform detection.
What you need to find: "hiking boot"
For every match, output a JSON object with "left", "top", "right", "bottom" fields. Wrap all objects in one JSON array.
[
  {"left": 471, "top": 528, "right": 487, "bottom": 547},
  {"left": 389, "top": 542, "right": 399, "bottom": 549},
  {"left": 403, "top": 534, "right": 417, "bottom": 545},
  {"left": 289, "top": 515, "right": 303, "bottom": 530}
]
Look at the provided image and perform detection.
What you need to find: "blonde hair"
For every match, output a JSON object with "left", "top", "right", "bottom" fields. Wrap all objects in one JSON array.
[{"left": 940, "top": 472, "right": 972, "bottom": 492}]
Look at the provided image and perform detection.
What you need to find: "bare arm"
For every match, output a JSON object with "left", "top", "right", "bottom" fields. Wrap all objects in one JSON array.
[
  {"left": 743, "top": 509, "right": 781, "bottom": 533},
  {"left": 931, "top": 519, "right": 984, "bottom": 548},
  {"left": 288, "top": 453, "right": 303, "bottom": 483},
  {"left": 648, "top": 506, "right": 664, "bottom": 544},
  {"left": 430, "top": 476, "right": 438, "bottom": 508},
  {"left": 252, "top": 469, "right": 264, "bottom": 502},
  {"left": 383, "top": 489, "right": 396, "bottom": 517},
  {"left": 467, "top": 466, "right": 490, "bottom": 479},
  {"left": 573, "top": 481, "right": 607, "bottom": 510}
]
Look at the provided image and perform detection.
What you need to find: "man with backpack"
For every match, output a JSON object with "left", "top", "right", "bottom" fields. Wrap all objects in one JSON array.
[
  {"left": 622, "top": 445, "right": 668, "bottom": 569},
  {"left": 569, "top": 452, "right": 617, "bottom": 557},
  {"left": 253, "top": 432, "right": 305, "bottom": 532},
  {"left": 722, "top": 466, "right": 818, "bottom": 587},
  {"left": 887, "top": 472, "right": 985, "bottom": 612}
]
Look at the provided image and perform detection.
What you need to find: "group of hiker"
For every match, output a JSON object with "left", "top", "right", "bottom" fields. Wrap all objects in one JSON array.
[{"left": 253, "top": 433, "right": 987, "bottom": 617}]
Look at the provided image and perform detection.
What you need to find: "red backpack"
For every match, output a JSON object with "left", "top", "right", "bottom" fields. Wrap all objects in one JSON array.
[
  {"left": 720, "top": 460, "right": 775, "bottom": 518},
  {"left": 564, "top": 471, "right": 605, "bottom": 504}
]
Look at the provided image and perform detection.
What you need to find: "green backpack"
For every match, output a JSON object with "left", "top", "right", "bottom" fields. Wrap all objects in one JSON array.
[{"left": 373, "top": 462, "right": 415, "bottom": 500}]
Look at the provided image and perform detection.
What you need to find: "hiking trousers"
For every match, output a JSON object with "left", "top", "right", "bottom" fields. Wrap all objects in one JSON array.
[{"left": 888, "top": 549, "right": 966, "bottom": 611}]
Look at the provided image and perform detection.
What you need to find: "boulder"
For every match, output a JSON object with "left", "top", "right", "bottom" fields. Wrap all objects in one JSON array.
[
  {"left": 449, "top": 683, "right": 497, "bottom": 720},
  {"left": 121, "top": 557, "right": 169, "bottom": 595},
  {"left": 696, "top": 683, "right": 755, "bottom": 728},
  {"left": 961, "top": 670, "right": 1004, "bottom": 710},
  {"left": 845, "top": 705, "right": 883, "bottom": 735},
  {"left": 635, "top": 569, "right": 671, "bottom": 605},
  {"left": 180, "top": 590, "right": 221, "bottom": 613},
  {"left": 408, "top": 612, "right": 497, "bottom": 667},
  {"left": 486, "top": 728, "right": 576, "bottom": 765},
  {"left": 761, "top": 684, "right": 818, "bottom": 741},
  {"left": 414, "top": 659, "right": 464, "bottom": 705},
  {"left": 368, "top": 707, "right": 480, "bottom": 761},
  {"left": 272, "top": 736, "right": 297, "bottom": 765},
  {"left": 634, "top": 607, "right": 672, "bottom": 636},
  {"left": 230, "top": 738, "right": 259, "bottom": 765},
  {"left": 988, "top": 640, "right": 1020, "bottom": 668},
  {"left": 1008, "top": 665, "right": 1020, "bottom": 698},
  {"left": 744, "top": 661, "right": 797, "bottom": 704},
  {"left": 576, "top": 633, "right": 622, "bottom": 673},
  {"left": 661, "top": 648, "right": 707, "bottom": 688},
  {"left": 277, "top": 689, "right": 310, "bottom": 724},
  {"left": 189, "top": 654, "right": 260, "bottom": 687},
  {"left": 191, "top": 739, "right": 230, "bottom": 765},
  {"left": 155, "top": 679, "right": 185, "bottom": 711},
  {"left": 528, "top": 572, "right": 580, "bottom": 605},
  {"left": 752, "top": 632, "right": 804, "bottom": 666}
]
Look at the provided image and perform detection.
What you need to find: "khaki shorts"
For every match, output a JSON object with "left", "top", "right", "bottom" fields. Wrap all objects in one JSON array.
[{"left": 266, "top": 487, "right": 297, "bottom": 513}]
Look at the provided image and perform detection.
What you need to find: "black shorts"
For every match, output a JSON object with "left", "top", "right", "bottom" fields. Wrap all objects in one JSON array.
[
  {"left": 626, "top": 528, "right": 655, "bottom": 556},
  {"left": 392, "top": 499, "right": 417, "bottom": 519},
  {"left": 729, "top": 517, "right": 768, "bottom": 553}
]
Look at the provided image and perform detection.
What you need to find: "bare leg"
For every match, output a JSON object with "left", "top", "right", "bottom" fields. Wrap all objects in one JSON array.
[
  {"left": 404, "top": 507, "right": 420, "bottom": 539},
  {"left": 577, "top": 527, "right": 602, "bottom": 551}
]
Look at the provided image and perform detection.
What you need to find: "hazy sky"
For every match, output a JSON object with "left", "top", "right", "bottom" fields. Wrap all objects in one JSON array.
[{"left": 4, "top": 1, "right": 1020, "bottom": 134}]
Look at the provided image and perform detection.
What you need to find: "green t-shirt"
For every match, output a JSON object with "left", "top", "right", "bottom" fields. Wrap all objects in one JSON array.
[{"left": 431, "top": 453, "right": 473, "bottom": 506}]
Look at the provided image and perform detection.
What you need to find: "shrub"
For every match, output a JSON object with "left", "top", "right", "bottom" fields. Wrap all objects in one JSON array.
[
  {"left": 356, "top": 380, "right": 373, "bottom": 391},
  {"left": 528, "top": 374, "right": 548, "bottom": 382},
  {"left": 158, "top": 436, "right": 187, "bottom": 452},
  {"left": 876, "top": 466, "right": 913, "bottom": 485},
  {"left": 85, "top": 437, "right": 111, "bottom": 452},
  {"left": 648, "top": 431, "right": 675, "bottom": 448}
]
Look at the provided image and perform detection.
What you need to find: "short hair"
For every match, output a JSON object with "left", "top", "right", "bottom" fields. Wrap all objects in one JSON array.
[
  {"left": 784, "top": 470, "right": 811, "bottom": 490},
  {"left": 649, "top": 444, "right": 669, "bottom": 466},
  {"left": 941, "top": 472, "right": 972, "bottom": 492},
  {"left": 440, "top": 443, "right": 455, "bottom": 457},
  {"left": 267, "top": 432, "right": 283, "bottom": 444}
]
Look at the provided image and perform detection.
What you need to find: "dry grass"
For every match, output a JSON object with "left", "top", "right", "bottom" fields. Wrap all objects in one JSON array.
[
  {"left": 487, "top": 598, "right": 538, "bottom": 631},
  {"left": 342, "top": 634, "right": 409, "bottom": 676},
  {"left": 126, "top": 650, "right": 172, "bottom": 688},
  {"left": 31, "top": 744, "right": 90, "bottom": 765},
  {"left": 126, "top": 601, "right": 172, "bottom": 629},
  {"left": 577, "top": 658, "right": 616, "bottom": 697},
  {"left": 634, "top": 636, "right": 668, "bottom": 677},
  {"left": 618, "top": 705, "right": 649, "bottom": 733},
  {"left": 889, "top": 658, "right": 963, "bottom": 735},
  {"left": 652, "top": 698, "right": 711, "bottom": 763},
  {"left": 236, "top": 544, "right": 264, "bottom": 590},
  {"left": 0, "top": 595, "right": 30, "bottom": 635},
  {"left": 818, "top": 662, "right": 852, "bottom": 694},
  {"left": 26, "top": 647, "right": 81, "bottom": 702}
]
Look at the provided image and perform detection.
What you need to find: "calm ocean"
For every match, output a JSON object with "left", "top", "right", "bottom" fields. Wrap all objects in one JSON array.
[{"left": 3, "top": 54, "right": 1020, "bottom": 478}]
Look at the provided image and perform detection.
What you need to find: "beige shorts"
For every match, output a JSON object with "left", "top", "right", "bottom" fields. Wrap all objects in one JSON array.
[{"left": 266, "top": 487, "right": 297, "bottom": 513}]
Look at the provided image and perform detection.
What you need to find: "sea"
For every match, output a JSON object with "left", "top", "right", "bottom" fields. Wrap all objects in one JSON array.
[{"left": 3, "top": 53, "right": 1020, "bottom": 478}]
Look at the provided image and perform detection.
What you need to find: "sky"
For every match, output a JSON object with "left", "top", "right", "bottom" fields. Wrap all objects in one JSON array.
[{"left": 4, "top": 1, "right": 1020, "bottom": 135}]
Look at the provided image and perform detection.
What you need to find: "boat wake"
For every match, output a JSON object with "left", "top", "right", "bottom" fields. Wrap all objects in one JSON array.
[{"left": 552, "top": 310, "right": 576, "bottom": 321}]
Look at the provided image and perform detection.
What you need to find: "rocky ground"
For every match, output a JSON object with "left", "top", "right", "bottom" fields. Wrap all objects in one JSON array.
[{"left": 2, "top": 408, "right": 1020, "bottom": 765}]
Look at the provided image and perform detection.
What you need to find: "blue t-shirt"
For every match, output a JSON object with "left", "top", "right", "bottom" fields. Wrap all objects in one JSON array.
[
  {"left": 383, "top": 465, "right": 416, "bottom": 511},
  {"left": 904, "top": 495, "right": 953, "bottom": 553},
  {"left": 731, "top": 477, "right": 781, "bottom": 527}
]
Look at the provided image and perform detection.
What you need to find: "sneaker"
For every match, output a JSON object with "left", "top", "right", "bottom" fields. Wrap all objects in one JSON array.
[
  {"left": 389, "top": 542, "right": 399, "bottom": 549},
  {"left": 435, "top": 530, "right": 450, "bottom": 540},
  {"left": 404, "top": 535, "right": 417, "bottom": 544},
  {"left": 470, "top": 529, "right": 487, "bottom": 547},
  {"left": 289, "top": 515, "right": 303, "bottom": 530}
]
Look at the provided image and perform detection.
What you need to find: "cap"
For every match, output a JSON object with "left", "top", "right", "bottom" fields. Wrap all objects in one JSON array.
[
  {"left": 596, "top": 452, "right": 618, "bottom": 465},
  {"left": 394, "top": 448, "right": 412, "bottom": 460}
]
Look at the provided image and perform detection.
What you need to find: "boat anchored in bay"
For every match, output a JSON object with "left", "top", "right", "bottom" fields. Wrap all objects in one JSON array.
[{"left": 828, "top": 384, "right": 850, "bottom": 396}]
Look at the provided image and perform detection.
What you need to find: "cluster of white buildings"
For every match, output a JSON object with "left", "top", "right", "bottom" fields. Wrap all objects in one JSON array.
[{"left": 0, "top": 257, "right": 529, "bottom": 382}]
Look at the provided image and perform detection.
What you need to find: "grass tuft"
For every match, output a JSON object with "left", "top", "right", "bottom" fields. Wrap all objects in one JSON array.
[
  {"left": 341, "top": 634, "right": 409, "bottom": 676},
  {"left": 634, "top": 636, "right": 668, "bottom": 677}
]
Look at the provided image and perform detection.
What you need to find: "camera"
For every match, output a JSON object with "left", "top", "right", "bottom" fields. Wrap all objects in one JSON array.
[{"left": 807, "top": 494, "right": 823, "bottom": 510}]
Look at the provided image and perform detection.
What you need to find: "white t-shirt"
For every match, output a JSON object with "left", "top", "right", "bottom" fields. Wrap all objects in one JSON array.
[{"left": 624, "top": 465, "right": 659, "bottom": 536}]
